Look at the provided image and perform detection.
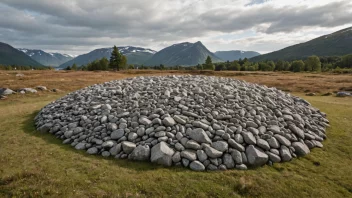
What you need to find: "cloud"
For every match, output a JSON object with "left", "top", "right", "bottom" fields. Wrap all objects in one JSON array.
[{"left": 0, "top": 0, "right": 351, "bottom": 55}]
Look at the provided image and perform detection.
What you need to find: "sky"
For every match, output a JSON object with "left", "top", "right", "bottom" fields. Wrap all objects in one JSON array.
[{"left": 0, "top": 0, "right": 351, "bottom": 56}]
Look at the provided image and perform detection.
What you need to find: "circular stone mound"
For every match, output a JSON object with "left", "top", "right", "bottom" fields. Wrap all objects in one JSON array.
[{"left": 35, "top": 75, "right": 329, "bottom": 171}]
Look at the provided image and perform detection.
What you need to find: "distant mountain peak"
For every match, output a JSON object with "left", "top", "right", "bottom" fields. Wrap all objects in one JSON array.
[
  {"left": 144, "top": 41, "right": 222, "bottom": 66},
  {"left": 18, "top": 48, "right": 74, "bottom": 67}
]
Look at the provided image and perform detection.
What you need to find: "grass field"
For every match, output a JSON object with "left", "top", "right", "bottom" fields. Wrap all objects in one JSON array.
[{"left": 0, "top": 70, "right": 351, "bottom": 197}]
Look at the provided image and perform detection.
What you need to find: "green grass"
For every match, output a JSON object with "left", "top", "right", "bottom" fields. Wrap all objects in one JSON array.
[{"left": 0, "top": 93, "right": 351, "bottom": 197}]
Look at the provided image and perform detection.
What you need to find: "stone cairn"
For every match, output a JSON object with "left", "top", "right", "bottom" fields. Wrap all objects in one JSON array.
[{"left": 35, "top": 75, "right": 329, "bottom": 171}]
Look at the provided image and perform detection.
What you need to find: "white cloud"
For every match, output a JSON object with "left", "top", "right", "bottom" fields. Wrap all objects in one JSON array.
[{"left": 0, "top": 0, "right": 351, "bottom": 55}]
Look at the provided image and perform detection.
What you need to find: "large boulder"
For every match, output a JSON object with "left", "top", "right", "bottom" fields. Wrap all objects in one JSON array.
[
  {"left": 129, "top": 145, "right": 151, "bottom": 161},
  {"left": 121, "top": 141, "right": 136, "bottom": 154},
  {"left": 150, "top": 142, "right": 175, "bottom": 166},
  {"left": 292, "top": 142, "right": 310, "bottom": 157},
  {"left": 188, "top": 128, "right": 212, "bottom": 144},
  {"left": 245, "top": 145, "right": 268, "bottom": 167},
  {"left": 0, "top": 88, "right": 14, "bottom": 95}
]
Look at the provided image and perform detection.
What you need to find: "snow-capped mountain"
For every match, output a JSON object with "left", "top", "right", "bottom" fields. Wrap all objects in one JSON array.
[
  {"left": 18, "top": 48, "right": 75, "bottom": 67},
  {"left": 59, "top": 46, "right": 157, "bottom": 68}
]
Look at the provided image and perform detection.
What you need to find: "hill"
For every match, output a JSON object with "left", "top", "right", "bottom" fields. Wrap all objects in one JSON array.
[
  {"left": 215, "top": 50, "right": 260, "bottom": 61},
  {"left": 250, "top": 26, "right": 352, "bottom": 62},
  {"left": 60, "top": 46, "right": 156, "bottom": 68},
  {"left": 18, "top": 49, "right": 74, "bottom": 67},
  {"left": 0, "top": 42, "right": 43, "bottom": 67},
  {"left": 144, "top": 41, "right": 223, "bottom": 66}
]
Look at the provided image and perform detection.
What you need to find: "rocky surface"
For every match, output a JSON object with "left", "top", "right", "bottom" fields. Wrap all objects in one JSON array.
[{"left": 35, "top": 75, "right": 329, "bottom": 171}]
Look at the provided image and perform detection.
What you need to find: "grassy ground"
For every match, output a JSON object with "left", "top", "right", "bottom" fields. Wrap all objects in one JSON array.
[{"left": 0, "top": 71, "right": 351, "bottom": 197}]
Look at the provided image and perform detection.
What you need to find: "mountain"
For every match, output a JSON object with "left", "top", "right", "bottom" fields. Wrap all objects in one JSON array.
[
  {"left": 250, "top": 26, "right": 352, "bottom": 62},
  {"left": 144, "top": 41, "right": 223, "bottom": 66},
  {"left": 0, "top": 42, "right": 43, "bottom": 66},
  {"left": 18, "top": 49, "right": 74, "bottom": 67},
  {"left": 59, "top": 46, "right": 156, "bottom": 68},
  {"left": 215, "top": 50, "right": 260, "bottom": 61}
]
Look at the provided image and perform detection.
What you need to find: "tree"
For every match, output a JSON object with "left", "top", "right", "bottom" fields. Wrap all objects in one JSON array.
[
  {"left": 228, "top": 61, "right": 241, "bottom": 71},
  {"left": 340, "top": 54, "right": 352, "bottom": 68},
  {"left": 99, "top": 57, "right": 109, "bottom": 70},
  {"left": 283, "top": 61, "right": 291, "bottom": 71},
  {"left": 204, "top": 56, "right": 214, "bottom": 70},
  {"left": 291, "top": 60, "right": 305, "bottom": 72},
  {"left": 65, "top": 66, "right": 71, "bottom": 70},
  {"left": 305, "top": 55, "right": 321, "bottom": 71},
  {"left": 121, "top": 55, "right": 127, "bottom": 70},
  {"left": 71, "top": 63, "right": 77, "bottom": 71},
  {"left": 196, "top": 64, "right": 203, "bottom": 70},
  {"left": 215, "top": 64, "right": 226, "bottom": 71},
  {"left": 275, "top": 60, "right": 284, "bottom": 71},
  {"left": 267, "top": 61, "right": 275, "bottom": 71},
  {"left": 109, "top": 46, "right": 122, "bottom": 71}
]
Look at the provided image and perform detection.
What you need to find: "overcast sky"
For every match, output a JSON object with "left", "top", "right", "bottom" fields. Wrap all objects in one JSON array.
[{"left": 1, "top": 0, "right": 351, "bottom": 56}]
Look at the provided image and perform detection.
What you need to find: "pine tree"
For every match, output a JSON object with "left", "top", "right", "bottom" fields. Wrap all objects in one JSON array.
[
  {"left": 204, "top": 56, "right": 214, "bottom": 70},
  {"left": 71, "top": 63, "right": 77, "bottom": 71},
  {"left": 109, "top": 46, "right": 122, "bottom": 71}
]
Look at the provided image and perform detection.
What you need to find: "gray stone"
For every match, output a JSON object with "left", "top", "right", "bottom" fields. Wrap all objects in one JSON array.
[
  {"left": 150, "top": 142, "right": 175, "bottom": 166},
  {"left": 236, "top": 164, "right": 248, "bottom": 170},
  {"left": 109, "top": 143, "right": 122, "bottom": 155},
  {"left": 223, "top": 153, "right": 235, "bottom": 169},
  {"left": 274, "top": 134, "right": 291, "bottom": 147},
  {"left": 111, "top": 129, "right": 125, "bottom": 140},
  {"left": 102, "top": 151, "right": 110, "bottom": 157},
  {"left": 267, "top": 137, "right": 280, "bottom": 149},
  {"left": 256, "top": 139, "right": 270, "bottom": 150},
  {"left": 203, "top": 145, "right": 223, "bottom": 158},
  {"left": 289, "top": 125, "right": 305, "bottom": 139},
  {"left": 292, "top": 142, "right": 310, "bottom": 156},
  {"left": 87, "top": 147, "right": 98, "bottom": 154},
  {"left": 196, "top": 150, "right": 208, "bottom": 162},
  {"left": 163, "top": 117, "right": 176, "bottom": 126},
  {"left": 243, "top": 132, "right": 257, "bottom": 145},
  {"left": 173, "top": 115, "right": 186, "bottom": 125},
  {"left": 102, "top": 140, "right": 114, "bottom": 148},
  {"left": 75, "top": 143, "right": 86, "bottom": 150},
  {"left": 245, "top": 145, "right": 268, "bottom": 167},
  {"left": 121, "top": 141, "right": 136, "bottom": 154},
  {"left": 246, "top": 121, "right": 258, "bottom": 128},
  {"left": 175, "top": 142, "right": 185, "bottom": 151},
  {"left": 139, "top": 117, "right": 152, "bottom": 125},
  {"left": 185, "top": 140, "right": 201, "bottom": 150},
  {"left": 172, "top": 152, "right": 181, "bottom": 163},
  {"left": 190, "top": 161, "right": 205, "bottom": 171},
  {"left": 210, "top": 140, "right": 228, "bottom": 151},
  {"left": 188, "top": 128, "right": 212, "bottom": 144},
  {"left": 231, "top": 149, "right": 242, "bottom": 164},
  {"left": 228, "top": 139, "right": 245, "bottom": 152},
  {"left": 266, "top": 151, "right": 281, "bottom": 163},
  {"left": 129, "top": 145, "right": 150, "bottom": 161},
  {"left": 279, "top": 145, "right": 292, "bottom": 162},
  {"left": 181, "top": 150, "right": 197, "bottom": 161}
]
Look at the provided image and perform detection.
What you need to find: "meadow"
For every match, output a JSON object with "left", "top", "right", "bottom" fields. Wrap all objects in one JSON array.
[{"left": 0, "top": 70, "right": 351, "bottom": 197}]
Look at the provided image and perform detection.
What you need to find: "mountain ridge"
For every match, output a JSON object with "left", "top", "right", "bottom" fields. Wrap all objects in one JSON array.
[
  {"left": 59, "top": 46, "right": 156, "bottom": 68},
  {"left": 0, "top": 42, "right": 43, "bottom": 67},
  {"left": 18, "top": 48, "right": 74, "bottom": 67},
  {"left": 250, "top": 26, "right": 352, "bottom": 61}
]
